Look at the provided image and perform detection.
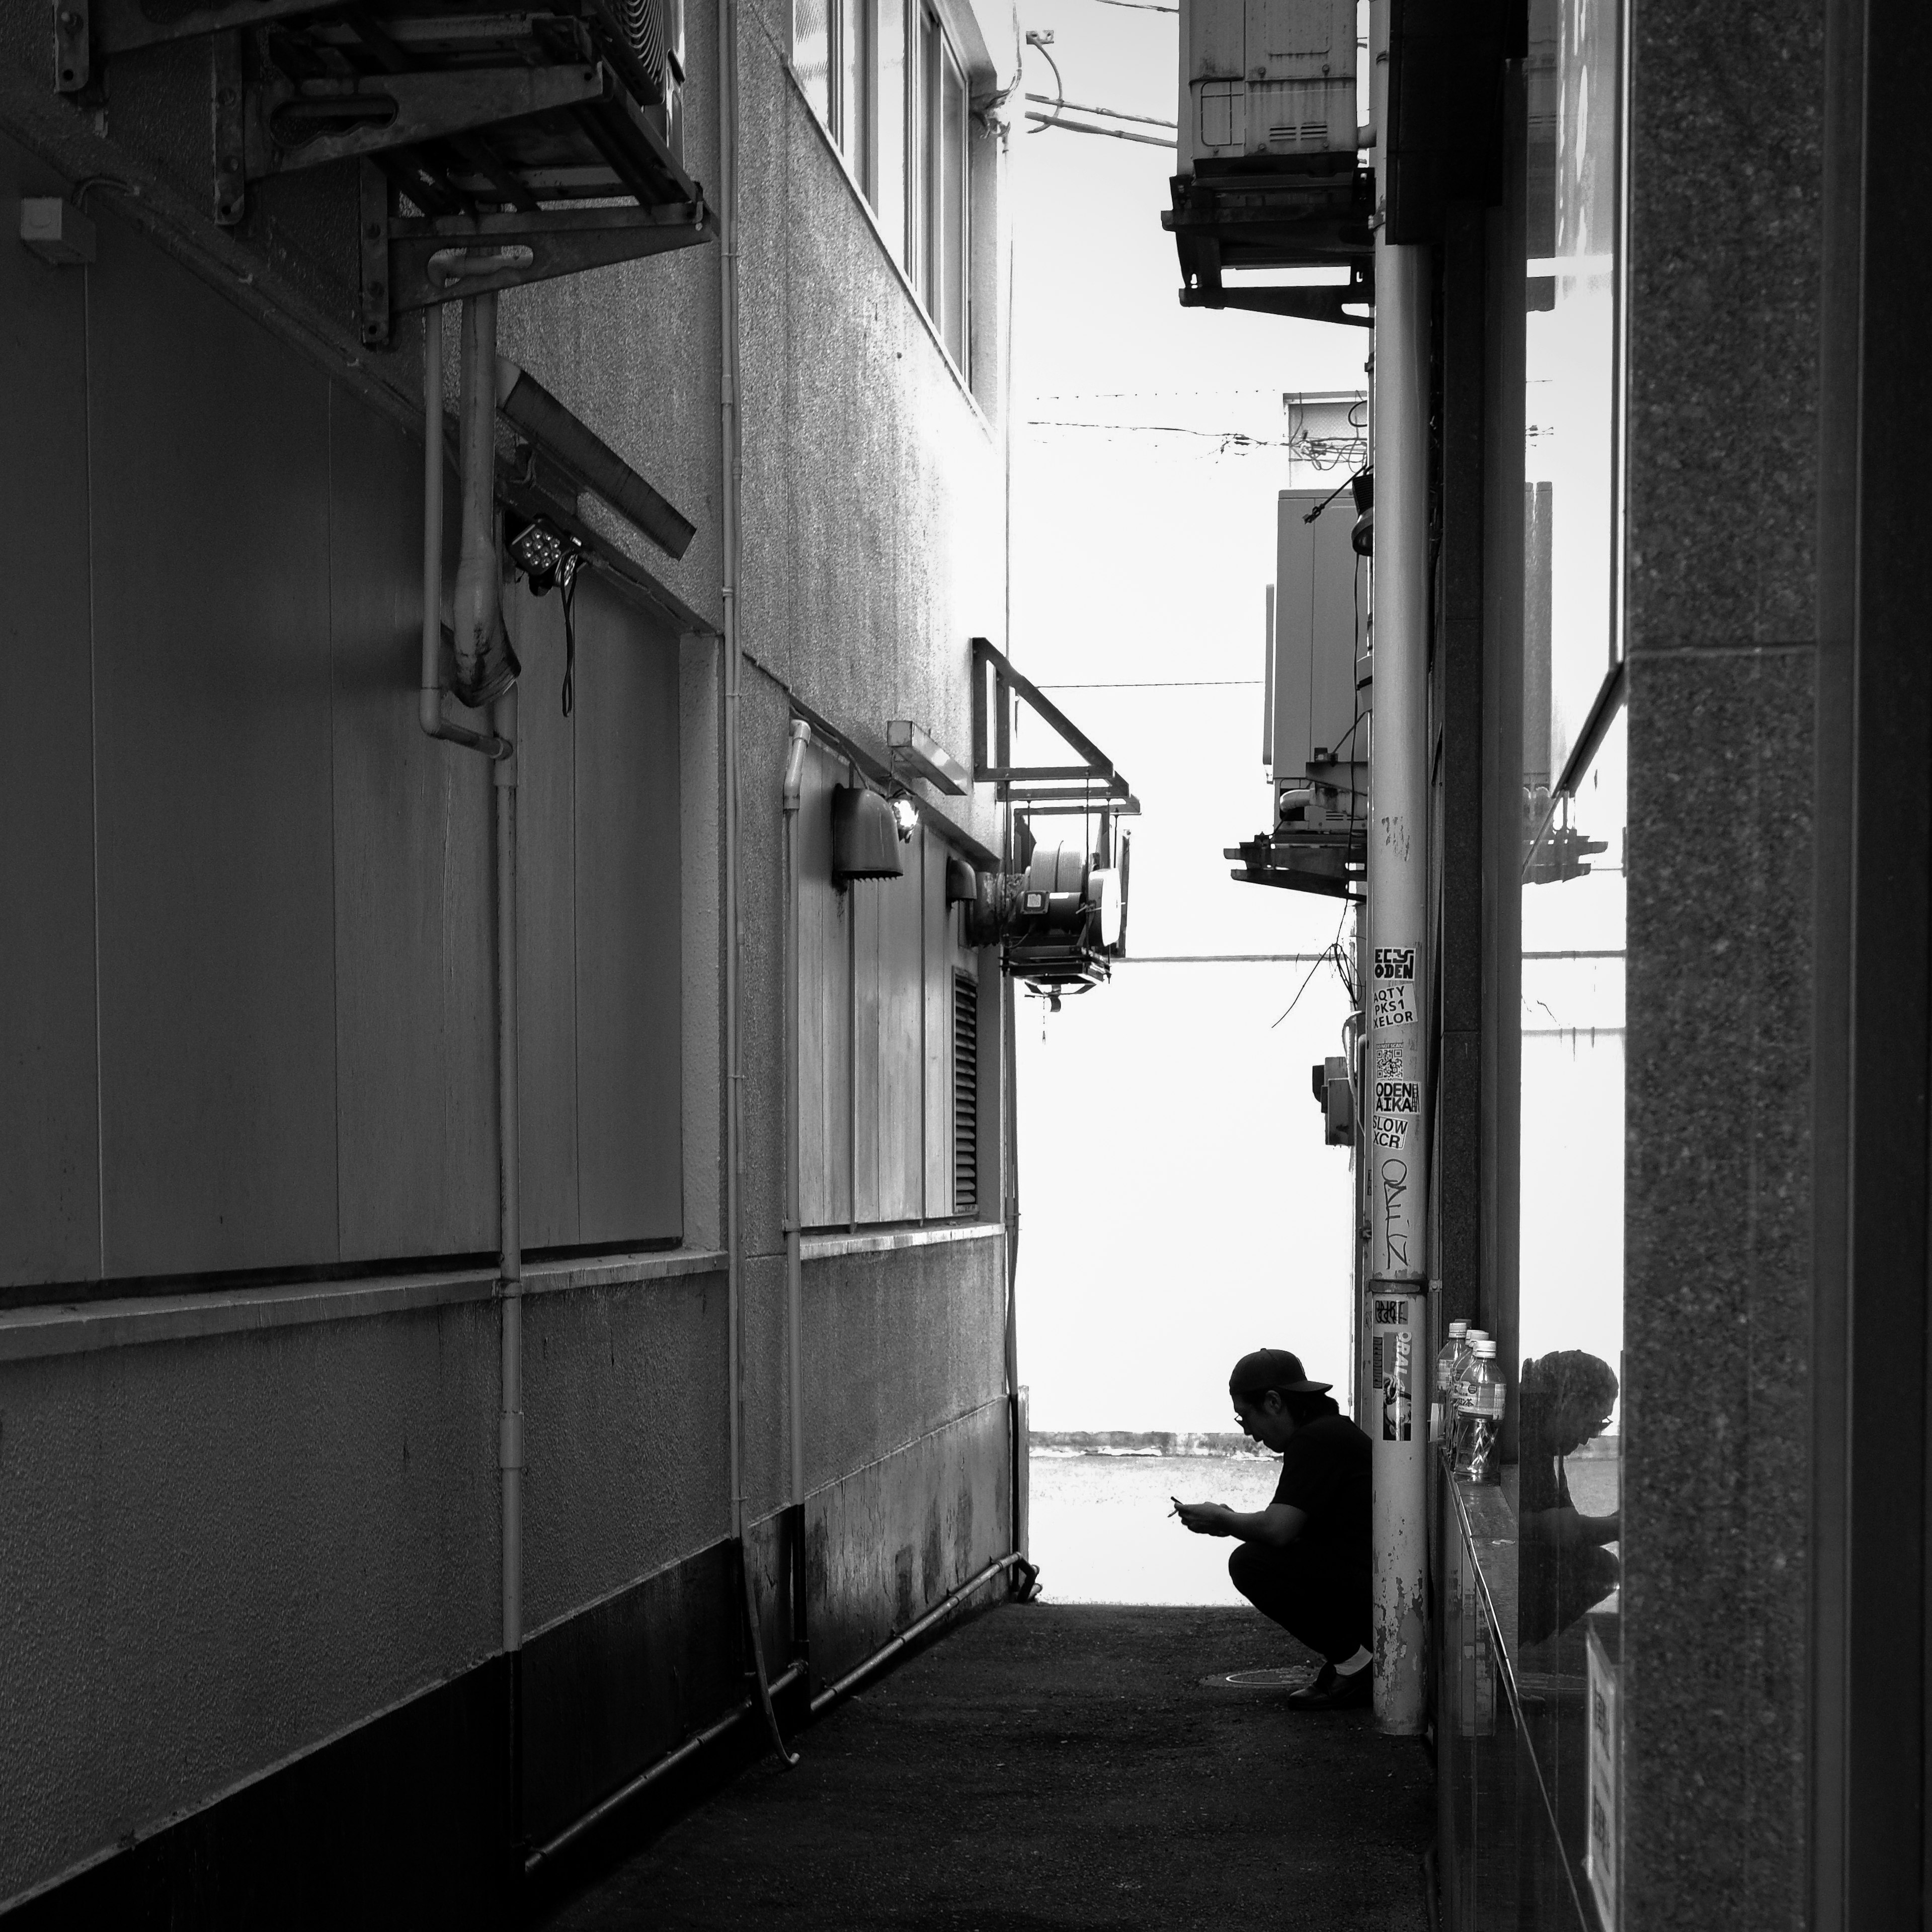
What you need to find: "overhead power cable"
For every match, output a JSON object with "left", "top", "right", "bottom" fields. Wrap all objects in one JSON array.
[
  {"left": 1027, "top": 418, "right": 1291, "bottom": 447},
  {"left": 1023, "top": 91, "right": 1176, "bottom": 130},
  {"left": 1024, "top": 110, "right": 1176, "bottom": 148},
  {"left": 1087, "top": 0, "right": 1179, "bottom": 13}
]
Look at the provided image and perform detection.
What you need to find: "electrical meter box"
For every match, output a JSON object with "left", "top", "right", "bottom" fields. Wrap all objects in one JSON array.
[
  {"left": 1179, "top": 0, "right": 1358, "bottom": 172},
  {"left": 1268, "top": 487, "right": 1364, "bottom": 800}
]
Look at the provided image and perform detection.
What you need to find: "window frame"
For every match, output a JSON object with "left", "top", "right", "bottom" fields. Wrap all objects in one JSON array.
[{"left": 789, "top": 0, "right": 974, "bottom": 387}]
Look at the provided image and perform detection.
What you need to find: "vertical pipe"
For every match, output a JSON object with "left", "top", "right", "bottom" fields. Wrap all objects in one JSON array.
[
  {"left": 452, "top": 292, "right": 518, "bottom": 713},
  {"left": 422, "top": 304, "right": 444, "bottom": 731},
  {"left": 1365, "top": 0, "right": 1431, "bottom": 1735},
  {"left": 495, "top": 679, "right": 523, "bottom": 1658},
  {"left": 419, "top": 305, "right": 507, "bottom": 760},
  {"left": 782, "top": 721, "right": 811, "bottom": 1526},
  {"left": 717, "top": 0, "right": 745, "bottom": 1587},
  {"left": 718, "top": 0, "right": 795, "bottom": 1765},
  {"left": 494, "top": 680, "right": 524, "bottom": 1833}
]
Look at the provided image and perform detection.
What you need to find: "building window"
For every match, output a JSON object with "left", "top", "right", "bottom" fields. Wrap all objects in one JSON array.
[
  {"left": 908, "top": 15, "right": 969, "bottom": 367},
  {"left": 793, "top": 0, "right": 972, "bottom": 374},
  {"left": 952, "top": 971, "right": 978, "bottom": 1216}
]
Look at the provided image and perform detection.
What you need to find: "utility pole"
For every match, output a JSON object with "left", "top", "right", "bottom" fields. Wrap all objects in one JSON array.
[{"left": 1363, "top": 0, "right": 1430, "bottom": 1737}]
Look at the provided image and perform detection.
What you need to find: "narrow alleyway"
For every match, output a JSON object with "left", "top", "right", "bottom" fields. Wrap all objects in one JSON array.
[{"left": 535, "top": 1604, "right": 1434, "bottom": 1931}]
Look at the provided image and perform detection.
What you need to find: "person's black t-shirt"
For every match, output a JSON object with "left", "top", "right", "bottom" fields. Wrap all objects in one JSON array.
[{"left": 1271, "top": 1412, "right": 1373, "bottom": 1571}]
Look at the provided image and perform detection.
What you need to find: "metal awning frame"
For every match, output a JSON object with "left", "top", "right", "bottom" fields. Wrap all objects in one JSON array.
[{"left": 971, "top": 635, "right": 1133, "bottom": 805}]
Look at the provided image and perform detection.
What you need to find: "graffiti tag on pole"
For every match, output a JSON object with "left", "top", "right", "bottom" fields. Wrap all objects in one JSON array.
[{"left": 1369, "top": 944, "right": 1420, "bottom": 1273}]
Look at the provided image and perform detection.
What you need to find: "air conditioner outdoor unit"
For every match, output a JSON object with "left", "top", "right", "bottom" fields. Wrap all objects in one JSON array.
[
  {"left": 969, "top": 838, "right": 1131, "bottom": 1010},
  {"left": 1179, "top": 0, "right": 1358, "bottom": 172},
  {"left": 1228, "top": 485, "right": 1367, "bottom": 899}
]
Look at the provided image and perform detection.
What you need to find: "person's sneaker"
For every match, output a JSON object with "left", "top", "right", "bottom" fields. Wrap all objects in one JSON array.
[{"left": 1284, "top": 1662, "right": 1374, "bottom": 1711}]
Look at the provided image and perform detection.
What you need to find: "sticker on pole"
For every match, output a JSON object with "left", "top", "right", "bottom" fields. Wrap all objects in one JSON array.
[
  {"left": 1372, "top": 983, "right": 1416, "bottom": 1028},
  {"left": 1372, "top": 1323, "right": 1413, "bottom": 1441},
  {"left": 1374, "top": 1080, "right": 1419, "bottom": 1115},
  {"left": 1373, "top": 947, "right": 1416, "bottom": 982}
]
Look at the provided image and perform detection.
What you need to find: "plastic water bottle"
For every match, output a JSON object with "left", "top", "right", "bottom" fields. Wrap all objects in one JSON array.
[
  {"left": 1446, "top": 1330, "right": 1486, "bottom": 1461},
  {"left": 1456, "top": 1339, "right": 1505, "bottom": 1482},
  {"left": 1432, "top": 1321, "right": 1469, "bottom": 1443}
]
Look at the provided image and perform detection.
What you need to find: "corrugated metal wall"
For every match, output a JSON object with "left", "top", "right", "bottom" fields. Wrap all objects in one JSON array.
[
  {"left": 792, "top": 739, "right": 977, "bottom": 1229},
  {"left": 0, "top": 169, "right": 682, "bottom": 1291}
]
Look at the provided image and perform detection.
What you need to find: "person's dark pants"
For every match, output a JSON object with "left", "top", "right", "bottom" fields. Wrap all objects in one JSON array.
[{"left": 1228, "top": 1540, "right": 1373, "bottom": 1665}]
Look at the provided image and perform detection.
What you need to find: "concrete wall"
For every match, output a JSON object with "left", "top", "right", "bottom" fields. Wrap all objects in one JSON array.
[{"left": 1620, "top": 1, "right": 1823, "bottom": 1924}]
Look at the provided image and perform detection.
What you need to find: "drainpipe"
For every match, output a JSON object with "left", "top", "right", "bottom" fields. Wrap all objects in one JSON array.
[
  {"left": 781, "top": 720, "right": 812, "bottom": 1616},
  {"left": 718, "top": 0, "right": 796, "bottom": 1769},
  {"left": 419, "top": 302, "right": 508, "bottom": 761},
  {"left": 419, "top": 295, "right": 524, "bottom": 1828},
  {"left": 1363, "top": 0, "right": 1430, "bottom": 1737},
  {"left": 494, "top": 678, "right": 524, "bottom": 1812}
]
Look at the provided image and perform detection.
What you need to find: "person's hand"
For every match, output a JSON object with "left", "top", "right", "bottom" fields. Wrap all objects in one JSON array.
[{"left": 1174, "top": 1501, "right": 1232, "bottom": 1536}]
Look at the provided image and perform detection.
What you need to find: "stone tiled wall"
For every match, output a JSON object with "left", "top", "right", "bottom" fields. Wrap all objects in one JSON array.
[{"left": 1621, "top": 3, "right": 1825, "bottom": 1925}]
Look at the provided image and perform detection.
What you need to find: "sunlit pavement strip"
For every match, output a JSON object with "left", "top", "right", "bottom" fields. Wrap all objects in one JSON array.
[{"left": 540, "top": 1604, "right": 1432, "bottom": 1932}]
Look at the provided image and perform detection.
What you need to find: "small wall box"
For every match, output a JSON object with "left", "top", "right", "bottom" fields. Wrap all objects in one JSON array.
[{"left": 19, "top": 198, "right": 95, "bottom": 266}]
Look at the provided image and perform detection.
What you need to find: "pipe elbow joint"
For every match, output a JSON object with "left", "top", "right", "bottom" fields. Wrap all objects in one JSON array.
[
  {"left": 450, "top": 556, "right": 520, "bottom": 712},
  {"left": 781, "top": 718, "right": 812, "bottom": 810}
]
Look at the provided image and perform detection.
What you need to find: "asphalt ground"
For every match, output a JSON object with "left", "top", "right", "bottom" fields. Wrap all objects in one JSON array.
[{"left": 535, "top": 1603, "right": 1435, "bottom": 1932}]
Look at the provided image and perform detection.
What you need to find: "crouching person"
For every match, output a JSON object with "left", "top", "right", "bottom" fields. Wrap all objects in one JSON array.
[{"left": 1174, "top": 1348, "right": 1374, "bottom": 1711}]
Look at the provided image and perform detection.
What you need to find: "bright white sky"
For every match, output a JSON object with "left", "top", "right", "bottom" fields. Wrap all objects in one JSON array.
[{"left": 1004, "top": 0, "right": 1372, "bottom": 1432}]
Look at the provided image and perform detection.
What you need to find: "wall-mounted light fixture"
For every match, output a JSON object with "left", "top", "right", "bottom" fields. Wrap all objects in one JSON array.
[
  {"left": 831, "top": 785, "right": 905, "bottom": 882},
  {"left": 506, "top": 514, "right": 584, "bottom": 595},
  {"left": 889, "top": 790, "right": 920, "bottom": 843}
]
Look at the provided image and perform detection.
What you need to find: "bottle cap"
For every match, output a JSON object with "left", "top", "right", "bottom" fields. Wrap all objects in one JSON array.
[
  {"left": 1447, "top": 1321, "right": 1468, "bottom": 1337},
  {"left": 1473, "top": 1339, "right": 1496, "bottom": 1356},
  {"left": 1466, "top": 1330, "right": 1489, "bottom": 1343}
]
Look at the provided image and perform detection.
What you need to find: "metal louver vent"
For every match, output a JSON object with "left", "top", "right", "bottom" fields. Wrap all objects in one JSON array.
[{"left": 953, "top": 974, "right": 979, "bottom": 1217}]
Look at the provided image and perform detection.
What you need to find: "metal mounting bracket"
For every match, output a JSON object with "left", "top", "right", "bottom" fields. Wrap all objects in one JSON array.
[
  {"left": 52, "top": 0, "right": 89, "bottom": 92},
  {"left": 246, "top": 62, "right": 611, "bottom": 177},
  {"left": 211, "top": 31, "right": 246, "bottom": 225},
  {"left": 358, "top": 159, "right": 389, "bottom": 347},
  {"left": 381, "top": 198, "right": 713, "bottom": 317},
  {"left": 95, "top": 0, "right": 347, "bottom": 56}
]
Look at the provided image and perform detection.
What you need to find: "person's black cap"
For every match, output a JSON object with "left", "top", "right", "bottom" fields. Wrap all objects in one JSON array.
[{"left": 1228, "top": 1347, "right": 1332, "bottom": 1397}]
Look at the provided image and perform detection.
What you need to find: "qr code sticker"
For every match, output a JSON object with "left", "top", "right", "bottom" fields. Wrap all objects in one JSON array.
[{"left": 1375, "top": 1045, "right": 1405, "bottom": 1080}]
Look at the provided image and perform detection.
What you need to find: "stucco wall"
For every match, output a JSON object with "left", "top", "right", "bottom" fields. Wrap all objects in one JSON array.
[
  {"left": 522, "top": 1272, "right": 732, "bottom": 1635},
  {"left": 0, "top": 1304, "right": 499, "bottom": 1902}
]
